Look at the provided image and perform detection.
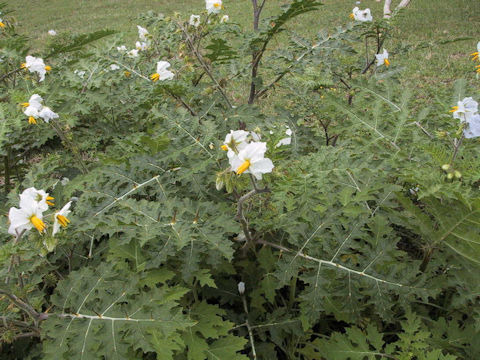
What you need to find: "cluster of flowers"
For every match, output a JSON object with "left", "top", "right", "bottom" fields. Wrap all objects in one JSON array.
[
  {"left": 21, "top": 56, "right": 51, "bottom": 82},
  {"left": 117, "top": 25, "right": 150, "bottom": 58},
  {"left": 8, "top": 187, "right": 71, "bottom": 237},
  {"left": 471, "top": 41, "right": 480, "bottom": 74},
  {"left": 221, "top": 130, "right": 274, "bottom": 180},
  {"left": 189, "top": 0, "right": 228, "bottom": 28},
  {"left": 350, "top": 6, "right": 372, "bottom": 22},
  {"left": 22, "top": 94, "right": 58, "bottom": 125},
  {"left": 450, "top": 97, "right": 480, "bottom": 138}
]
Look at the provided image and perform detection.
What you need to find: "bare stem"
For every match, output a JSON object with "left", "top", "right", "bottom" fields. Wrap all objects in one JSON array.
[{"left": 241, "top": 293, "right": 257, "bottom": 359}]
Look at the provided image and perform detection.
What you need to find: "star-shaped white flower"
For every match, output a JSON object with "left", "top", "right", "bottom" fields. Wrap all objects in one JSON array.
[
  {"left": 20, "top": 187, "right": 54, "bottom": 212},
  {"left": 150, "top": 61, "right": 174, "bottom": 82},
  {"left": 375, "top": 49, "right": 390, "bottom": 67},
  {"left": 8, "top": 197, "right": 46, "bottom": 236},
  {"left": 351, "top": 7, "right": 372, "bottom": 22},
  {"left": 137, "top": 25, "right": 149, "bottom": 41},
  {"left": 48, "top": 29, "right": 57, "bottom": 36},
  {"left": 464, "top": 114, "right": 480, "bottom": 139},
  {"left": 275, "top": 127, "right": 293, "bottom": 147},
  {"left": 127, "top": 49, "right": 139, "bottom": 58},
  {"left": 53, "top": 201, "right": 72, "bottom": 236},
  {"left": 38, "top": 107, "right": 59, "bottom": 123},
  {"left": 230, "top": 142, "right": 274, "bottom": 180},
  {"left": 206, "top": 0, "right": 223, "bottom": 14},
  {"left": 117, "top": 45, "right": 127, "bottom": 52},
  {"left": 189, "top": 14, "right": 201, "bottom": 27},
  {"left": 450, "top": 97, "right": 478, "bottom": 121},
  {"left": 22, "top": 94, "right": 44, "bottom": 124},
  {"left": 22, "top": 56, "right": 50, "bottom": 82}
]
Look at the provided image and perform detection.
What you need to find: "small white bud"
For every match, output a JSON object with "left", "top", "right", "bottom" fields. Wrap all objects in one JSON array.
[{"left": 237, "top": 281, "right": 245, "bottom": 295}]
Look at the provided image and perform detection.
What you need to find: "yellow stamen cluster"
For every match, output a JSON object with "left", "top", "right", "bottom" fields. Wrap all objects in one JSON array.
[
  {"left": 124, "top": 71, "right": 131, "bottom": 77},
  {"left": 56, "top": 214, "right": 70, "bottom": 228},
  {"left": 21, "top": 102, "right": 29, "bottom": 108},
  {"left": 150, "top": 73, "right": 160, "bottom": 82},
  {"left": 30, "top": 215, "right": 46, "bottom": 232},
  {"left": 384, "top": 58, "right": 390, "bottom": 66},
  {"left": 476, "top": 64, "right": 480, "bottom": 73},
  {"left": 0, "top": 22, "right": 5, "bottom": 28},
  {"left": 45, "top": 65, "right": 52, "bottom": 72},
  {"left": 46, "top": 196, "right": 55, "bottom": 207},
  {"left": 213, "top": 2, "right": 221, "bottom": 8},
  {"left": 28, "top": 116, "right": 37, "bottom": 125},
  {"left": 21, "top": 63, "right": 26, "bottom": 69},
  {"left": 450, "top": 106, "right": 459, "bottom": 113},
  {"left": 236, "top": 160, "right": 251, "bottom": 175},
  {"left": 471, "top": 52, "right": 479, "bottom": 61},
  {"left": 221, "top": 145, "right": 228, "bottom": 151},
  {"left": 349, "top": 13, "right": 355, "bottom": 19}
]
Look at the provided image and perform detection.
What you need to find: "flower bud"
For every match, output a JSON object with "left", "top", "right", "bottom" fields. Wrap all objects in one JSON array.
[
  {"left": 447, "top": 173, "right": 454, "bottom": 180},
  {"left": 237, "top": 281, "right": 245, "bottom": 295},
  {"left": 454, "top": 170, "right": 462, "bottom": 179},
  {"left": 435, "top": 131, "right": 447, "bottom": 138},
  {"left": 441, "top": 164, "right": 451, "bottom": 171},
  {"left": 215, "top": 175, "right": 224, "bottom": 191}
]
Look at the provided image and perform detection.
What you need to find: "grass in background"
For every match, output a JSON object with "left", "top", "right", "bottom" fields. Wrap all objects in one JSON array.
[{"left": 10, "top": 0, "right": 480, "bottom": 99}]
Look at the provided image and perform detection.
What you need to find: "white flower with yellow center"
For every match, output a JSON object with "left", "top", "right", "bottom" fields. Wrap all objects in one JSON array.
[
  {"left": 127, "top": 49, "right": 139, "bottom": 58},
  {"left": 351, "top": 7, "right": 372, "bottom": 22},
  {"left": 375, "top": 49, "right": 390, "bottom": 67},
  {"left": 20, "top": 187, "right": 54, "bottom": 212},
  {"left": 206, "top": 0, "right": 223, "bottom": 14},
  {"left": 8, "top": 199, "right": 46, "bottom": 236},
  {"left": 53, "top": 201, "right": 72, "bottom": 236},
  {"left": 450, "top": 97, "right": 478, "bottom": 121},
  {"left": 38, "top": 107, "right": 59, "bottom": 123},
  {"left": 22, "top": 94, "right": 43, "bottom": 125},
  {"left": 137, "top": 25, "right": 149, "bottom": 41},
  {"left": 230, "top": 142, "right": 274, "bottom": 180},
  {"left": 189, "top": 15, "right": 201, "bottom": 27},
  {"left": 21, "top": 56, "right": 51, "bottom": 82},
  {"left": 150, "top": 61, "right": 174, "bottom": 82},
  {"left": 48, "top": 29, "right": 57, "bottom": 36},
  {"left": 471, "top": 41, "right": 480, "bottom": 61},
  {"left": 135, "top": 41, "right": 149, "bottom": 51},
  {"left": 221, "top": 130, "right": 249, "bottom": 153},
  {"left": 220, "top": 15, "right": 229, "bottom": 23}
]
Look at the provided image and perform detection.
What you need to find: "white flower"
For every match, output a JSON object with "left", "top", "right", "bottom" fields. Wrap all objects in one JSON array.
[
  {"left": 53, "top": 201, "right": 72, "bottom": 236},
  {"left": 137, "top": 25, "right": 149, "bottom": 41},
  {"left": 250, "top": 131, "right": 261, "bottom": 142},
  {"left": 117, "top": 45, "right": 127, "bottom": 52},
  {"left": 238, "top": 281, "right": 245, "bottom": 295},
  {"left": 150, "top": 61, "right": 174, "bottom": 81},
  {"left": 464, "top": 114, "right": 480, "bottom": 139},
  {"left": 275, "top": 127, "right": 292, "bottom": 147},
  {"left": 351, "top": 7, "right": 372, "bottom": 22},
  {"left": 38, "top": 107, "right": 59, "bottom": 123},
  {"left": 22, "top": 56, "right": 50, "bottom": 82},
  {"left": 206, "top": 0, "right": 223, "bottom": 14},
  {"left": 135, "top": 41, "right": 149, "bottom": 51},
  {"left": 127, "top": 49, "right": 139, "bottom": 58},
  {"left": 48, "top": 29, "right": 57, "bottom": 36},
  {"left": 221, "top": 130, "right": 249, "bottom": 152},
  {"left": 189, "top": 14, "right": 201, "bottom": 27},
  {"left": 8, "top": 194, "right": 47, "bottom": 236},
  {"left": 230, "top": 142, "right": 274, "bottom": 180},
  {"left": 375, "top": 48, "right": 390, "bottom": 67},
  {"left": 74, "top": 69, "right": 86, "bottom": 78},
  {"left": 19, "top": 187, "right": 54, "bottom": 212},
  {"left": 22, "top": 94, "right": 44, "bottom": 125},
  {"left": 109, "top": 64, "right": 120, "bottom": 71},
  {"left": 451, "top": 97, "right": 478, "bottom": 121},
  {"left": 220, "top": 15, "right": 229, "bottom": 23}
]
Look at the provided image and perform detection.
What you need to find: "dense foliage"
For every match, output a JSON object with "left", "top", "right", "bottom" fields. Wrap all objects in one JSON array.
[{"left": 0, "top": 1, "right": 479, "bottom": 359}]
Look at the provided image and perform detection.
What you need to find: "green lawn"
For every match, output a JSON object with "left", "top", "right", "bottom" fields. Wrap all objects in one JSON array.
[{"left": 10, "top": 0, "right": 480, "bottom": 96}]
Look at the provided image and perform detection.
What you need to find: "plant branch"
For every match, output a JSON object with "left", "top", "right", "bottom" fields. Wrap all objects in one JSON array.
[
  {"left": 361, "top": 27, "right": 386, "bottom": 74},
  {"left": 0, "top": 289, "right": 40, "bottom": 321},
  {"left": 0, "top": 67, "right": 23, "bottom": 82},
  {"left": 178, "top": 22, "right": 233, "bottom": 108},
  {"left": 241, "top": 293, "right": 257, "bottom": 359}
]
